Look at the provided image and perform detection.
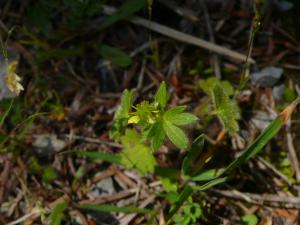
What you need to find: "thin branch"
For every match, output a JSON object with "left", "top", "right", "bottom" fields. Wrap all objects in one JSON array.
[
  {"left": 102, "top": 5, "right": 255, "bottom": 64},
  {"left": 62, "top": 134, "right": 123, "bottom": 148},
  {"left": 211, "top": 189, "right": 300, "bottom": 209},
  {"left": 200, "top": 0, "right": 221, "bottom": 79}
]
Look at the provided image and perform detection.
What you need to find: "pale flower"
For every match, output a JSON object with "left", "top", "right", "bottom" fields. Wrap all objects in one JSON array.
[{"left": 4, "top": 61, "right": 24, "bottom": 95}]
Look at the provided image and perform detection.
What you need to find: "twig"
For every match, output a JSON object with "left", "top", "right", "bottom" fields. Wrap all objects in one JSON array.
[
  {"left": 62, "top": 134, "right": 123, "bottom": 148},
  {"left": 79, "top": 187, "right": 142, "bottom": 205},
  {"left": 64, "top": 59, "right": 86, "bottom": 83},
  {"left": 211, "top": 189, "right": 300, "bottom": 209},
  {"left": 119, "top": 195, "right": 156, "bottom": 225},
  {"left": 256, "top": 157, "right": 293, "bottom": 187},
  {"left": 0, "top": 153, "right": 12, "bottom": 203},
  {"left": 102, "top": 5, "right": 255, "bottom": 64},
  {"left": 7, "top": 194, "right": 70, "bottom": 225},
  {"left": 272, "top": 23, "right": 299, "bottom": 46},
  {"left": 283, "top": 64, "right": 300, "bottom": 71},
  {"left": 203, "top": 134, "right": 217, "bottom": 145},
  {"left": 6, "top": 209, "right": 40, "bottom": 225},
  {"left": 92, "top": 166, "right": 117, "bottom": 184},
  {"left": 115, "top": 169, "right": 137, "bottom": 188},
  {"left": 286, "top": 88, "right": 300, "bottom": 188},
  {"left": 295, "top": 84, "right": 300, "bottom": 96},
  {"left": 133, "top": 181, "right": 142, "bottom": 206},
  {"left": 286, "top": 126, "right": 300, "bottom": 186},
  {"left": 130, "top": 41, "right": 152, "bottom": 57},
  {"left": 200, "top": 0, "right": 221, "bottom": 79},
  {"left": 167, "top": 47, "right": 184, "bottom": 77}
]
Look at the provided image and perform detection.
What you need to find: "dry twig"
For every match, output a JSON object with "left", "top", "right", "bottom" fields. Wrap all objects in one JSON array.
[
  {"left": 62, "top": 134, "right": 123, "bottom": 148},
  {"left": 102, "top": 5, "right": 255, "bottom": 64},
  {"left": 211, "top": 189, "right": 300, "bottom": 209},
  {"left": 200, "top": 0, "right": 221, "bottom": 79}
]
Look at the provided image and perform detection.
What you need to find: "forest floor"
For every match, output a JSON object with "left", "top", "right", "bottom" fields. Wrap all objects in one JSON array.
[{"left": 1, "top": 0, "right": 300, "bottom": 225}]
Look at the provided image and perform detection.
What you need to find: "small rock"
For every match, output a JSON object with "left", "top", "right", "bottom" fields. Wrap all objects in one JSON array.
[
  {"left": 33, "top": 134, "right": 66, "bottom": 158},
  {"left": 250, "top": 67, "right": 283, "bottom": 88},
  {"left": 89, "top": 176, "right": 115, "bottom": 198}
]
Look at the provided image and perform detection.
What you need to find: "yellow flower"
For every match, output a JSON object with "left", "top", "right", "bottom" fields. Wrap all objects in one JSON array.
[
  {"left": 5, "top": 61, "right": 24, "bottom": 95},
  {"left": 128, "top": 115, "right": 140, "bottom": 124}
]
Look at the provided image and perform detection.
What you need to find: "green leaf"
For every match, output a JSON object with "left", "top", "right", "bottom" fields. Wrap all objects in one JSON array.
[
  {"left": 163, "top": 120, "right": 189, "bottom": 149},
  {"left": 100, "top": 45, "right": 132, "bottom": 67},
  {"left": 115, "top": 89, "right": 135, "bottom": 120},
  {"left": 183, "top": 202, "right": 202, "bottom": 222},
  {"left": 199, "top": 77, "right": 234, "bottom": 97},
  {"left": 166, "top": 175, "right": 225, "bottom": 223},
  {"left": 77, "top": 151, "right": 122, "bottom": 165},
  {"left": 0, "top": 99, "right": 14, "bottom": 126},
  {"left": 191, "top": 177, "right": 227, "bottom": 191},
  {"left": 213, "top": 85, "right": 240, "bottom": 134},
  {"left": 154, "top": 81, "right": 168, "bottom": 109},
  {"left": 163, "top": 106, "right": 197, "bottom": 127},
  {"left": 161, "top": 177, "right": 178, "bottom": 192},
  {"left": 121, "top": 128, "right": 141, "bottom": 145},
  {"left": 154, "top": 166, "right": 180, "bottom": 180},
  {"left": 49, "top": 202, "right": 68, "bottom": 225},
  {"left": 166, "top": 185, "right": 193, "bottom": 222},
  {"left": 182, "top": 134, "right": 204, "bottom": 177},
  {"left": 242, "top": 214, "right": 258, "bottom": 225},
  {"left": 42, "top": 166, "right": 57, "bottom": 183},
  {"left": 148, "top": 122, "right": 166, "bottom": 150},
  {"left": 221, "top": 80, "right": 234, "bottom": 96},
  {"left": 191, "top": 168, "right": 224, "bottom": 181},
  {"left": 284, "top": 86, "right": 297, "bottom": 102},
  {"left": 80, "top": 203, "right": 152, "bottom": 214},
  {"left": 154, "top": 166, "right": 180, "bottom": 192},
  {"left": 199, "top": 77, "right": 219, "bottom": 96},
  {"left": 120, "top": 129, "right": 156, "bottom": 175},
  {"left": 165, "top": 113, "right": 198, "bottom": 126},
  {"left": 225, "top": 115, "right": 284, "bottom": 173},
  {"left": 164, "top": 106, "right": 186, "bottom": 119},
  {"left": 110, "top": 89, "right": 135, "bottom": 139},
  {"left": 100, "top": 0, "right": 146, "bottom": 29}
]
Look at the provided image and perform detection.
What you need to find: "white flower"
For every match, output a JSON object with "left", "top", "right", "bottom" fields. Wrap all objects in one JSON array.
[{"left": 4, "top": 61, "right": 24, "bottom": 95}]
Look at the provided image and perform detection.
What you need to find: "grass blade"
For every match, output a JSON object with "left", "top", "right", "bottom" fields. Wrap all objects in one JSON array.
[
  {"left": 225, "top": 97, "right": 300, "bottom": 173},
  {"left": 191, "top": 168, "right": 224, "bottom": 181},
  {"left": 225, "top": 116, "right": 283, "bottom": 173},
  {"left": 77, "top": 151, "right": 121, "bottom": 165},
  {"left": 182, "top": 134, "right": 204, "bottom": 177},
  {"left": 0, "top": 99, "right": 14, "bottom": 126},
  {"left": 80, "top": 203, "right": 152, "bottom": 214},
  {"left": 191, "top": 177, "right": 227, "bottom": 191},
  {"left": 166, "top": 185, "right": 193, "bottom": 222}
]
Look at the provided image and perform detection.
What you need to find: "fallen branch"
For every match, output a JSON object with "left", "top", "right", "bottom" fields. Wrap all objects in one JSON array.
[{"left": 102, "top": 5, "right": 255, "bottom": 64}]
